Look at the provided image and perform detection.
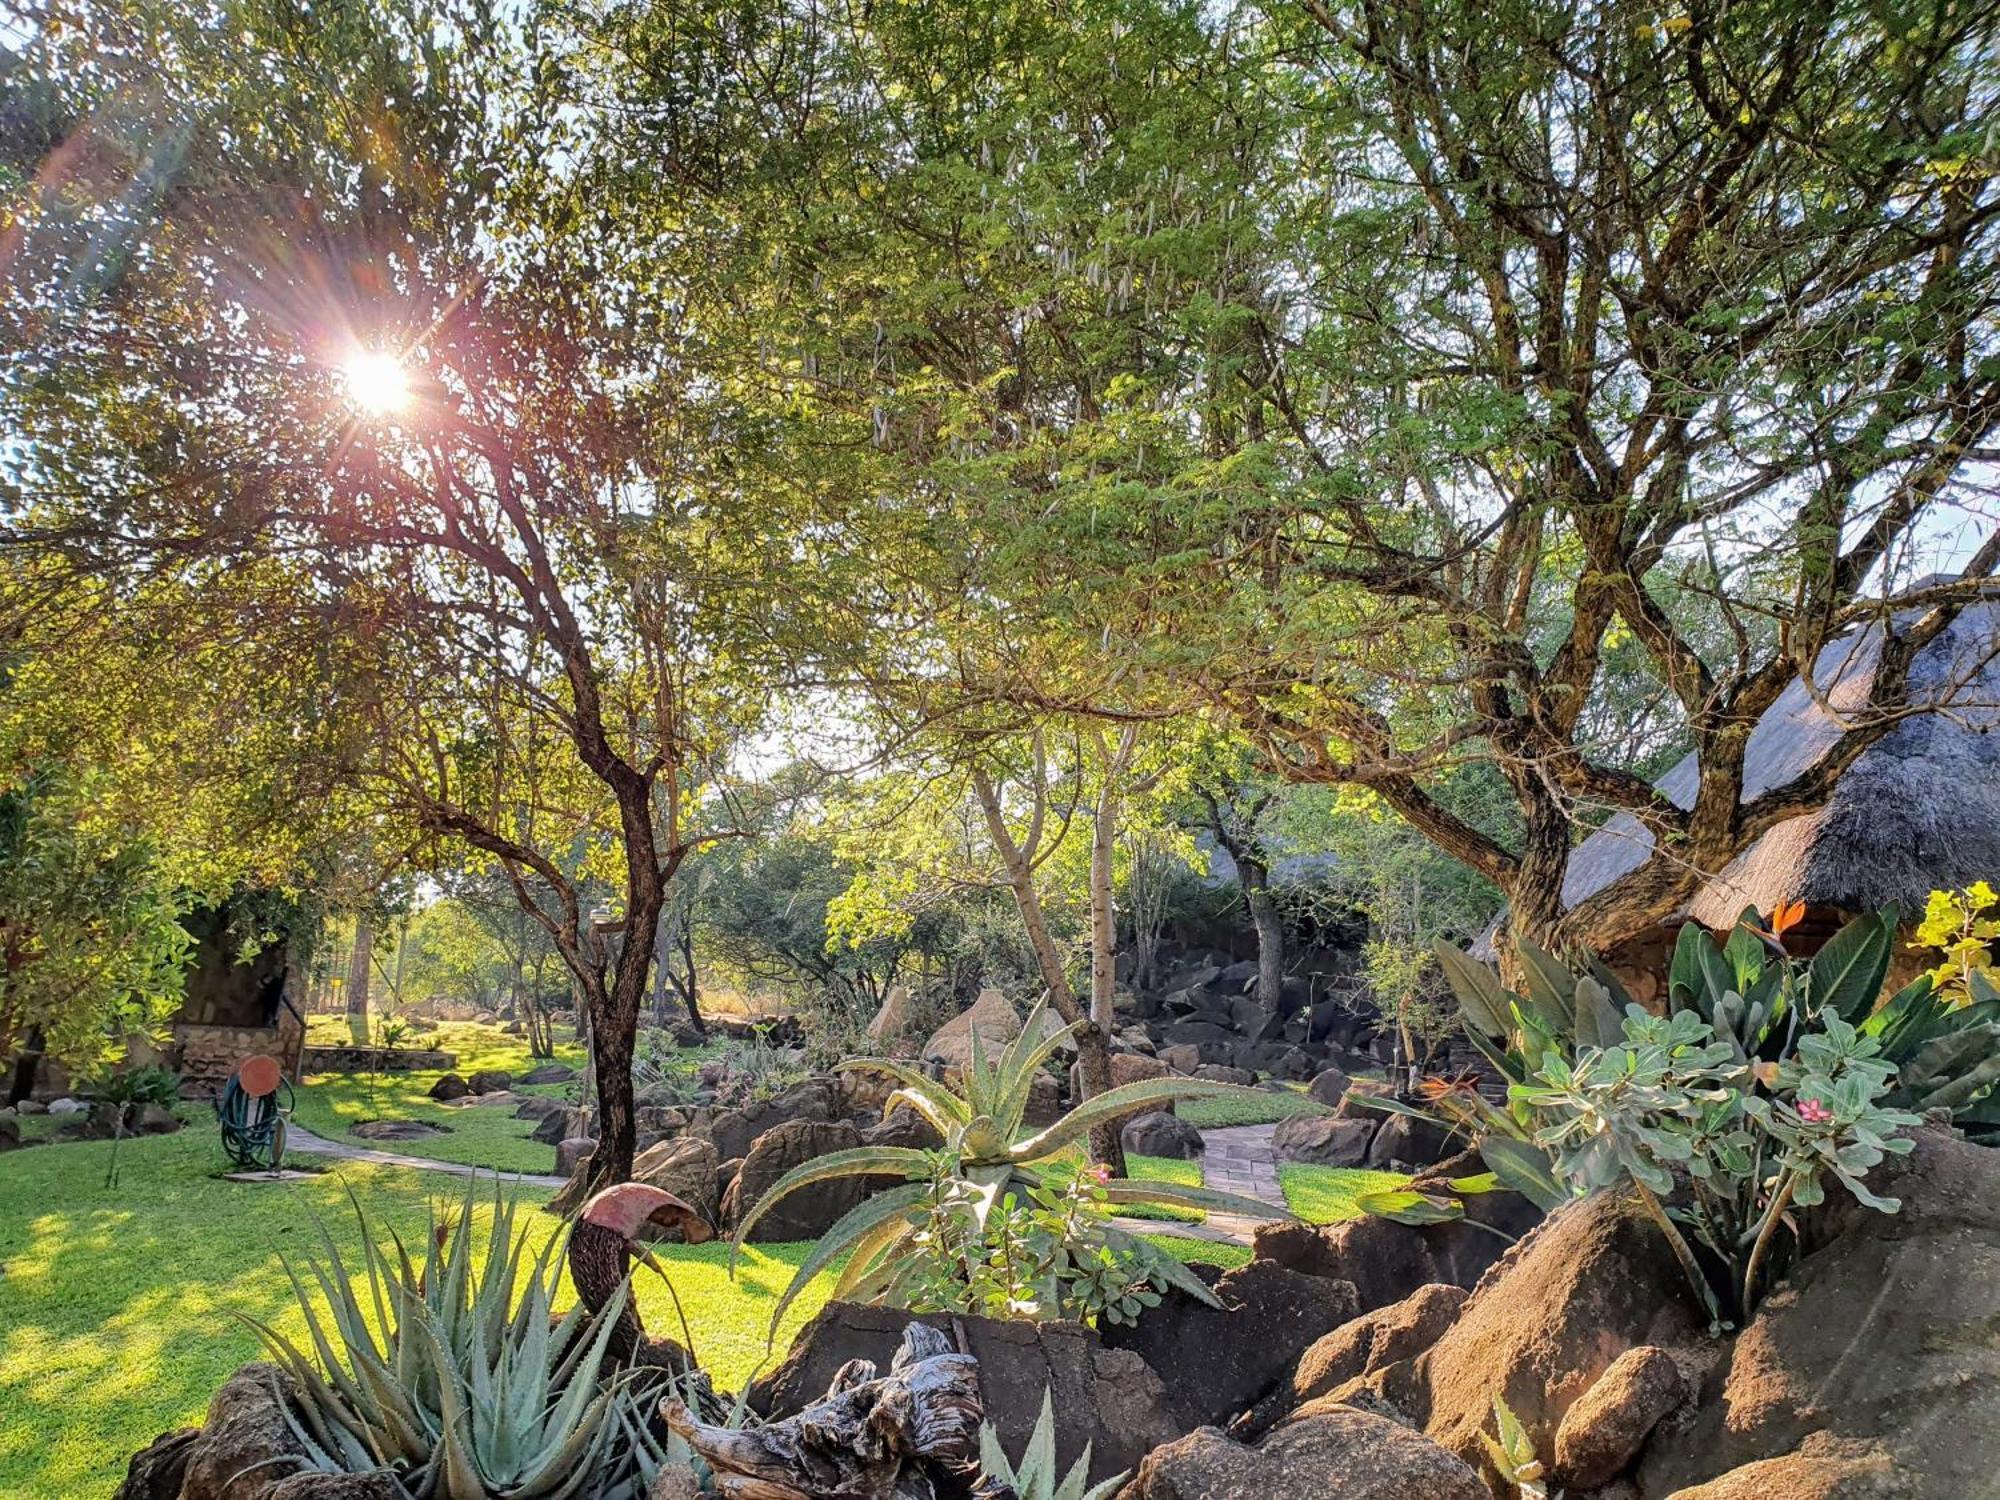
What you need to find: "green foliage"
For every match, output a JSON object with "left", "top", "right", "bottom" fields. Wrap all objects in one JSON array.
[
  {"left": 1516, "top": 1007, "right": 1919, "bottom": 1321},
  {"left": 95, "top": 1065, "right": 183, "bottom": 1109},
  {"left": 735, "top": 1001, "right": 1292, "bottom": 1334},
  {"left": 1481, "top": 1396, "right": 1548, "bottom": 1500},
  {"left": 1912, "top": 883, "right": 2000, "bottom": 1008},
  {"left": 245, "top": 1180, "right": 657, "bottom": 1500},
  {"left": 977, "top": 1389, "right": 1125, "bottom": 1500}
]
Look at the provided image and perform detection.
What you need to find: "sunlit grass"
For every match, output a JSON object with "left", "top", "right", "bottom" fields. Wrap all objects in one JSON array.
[
  {"left": 1178, "top": 1086, "right": 1326, "bottom": 1129},
  {"left": 1277, "top": 1163, "right": 1410, "bottom": 1225}
]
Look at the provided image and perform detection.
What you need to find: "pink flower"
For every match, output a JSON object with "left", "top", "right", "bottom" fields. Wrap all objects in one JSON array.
[
  {"left": 1088, "top": 1163, "right": 1112, "bottom": 1186},
  {"left": 1797, "top": 1098, "right": 1834, "bottom": 1125}
]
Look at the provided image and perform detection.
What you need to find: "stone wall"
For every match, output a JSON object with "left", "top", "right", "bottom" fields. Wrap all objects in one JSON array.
[{"left": 174, "top": 1021, "right": 305, "bottom": 1100}]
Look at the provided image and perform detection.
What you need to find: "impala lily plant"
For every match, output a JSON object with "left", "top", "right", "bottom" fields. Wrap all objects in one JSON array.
[{"left": 733, "top": 1000, "right": 1294, "bottom": 1334}]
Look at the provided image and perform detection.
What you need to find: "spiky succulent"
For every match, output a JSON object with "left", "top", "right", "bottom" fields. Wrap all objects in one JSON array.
[
  {"left": 734, "top": 999, "right": 1293, "bottom": 1333},
  {"left": 975, "top": 1390, "right": 1124, "bottom": 1500},
  {"left": 245, "top": 1178, "right": 656, "bottom": 1500}
]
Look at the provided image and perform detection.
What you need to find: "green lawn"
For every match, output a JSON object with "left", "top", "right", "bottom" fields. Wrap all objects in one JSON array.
[
  {"left": 290, "top": 1021, "right": 591, "bottom": 1174},
  {"left": 1278, "top": 1162, "right": 1411, "bottom": 1224},
  {"left": 0, "top": 1102, "right": 1238, "bottom": 1498},
  {"left": 1179, "top": 1086, "right": 1326, "bottom": 1129}
]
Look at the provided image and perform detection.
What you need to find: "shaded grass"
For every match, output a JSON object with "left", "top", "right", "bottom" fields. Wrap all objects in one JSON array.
[
  {"left": 1277, "top": 1163, "right": 1411, "bottom": 1225},
  {"left": 1178, "top": 1087, "right": 1326, "bottom": 1129}
]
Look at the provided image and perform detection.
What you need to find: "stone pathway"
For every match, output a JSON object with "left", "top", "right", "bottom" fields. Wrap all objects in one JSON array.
[
  {"left": 282, "top": 1122, "right": 566, "bottom": 1189},
  {"left": 1196, "top": 1122, "right": 1287, "bottom": 1242}
]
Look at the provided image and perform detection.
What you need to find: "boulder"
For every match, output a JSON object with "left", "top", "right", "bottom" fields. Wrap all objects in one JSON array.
[
  {"left": 1122, "top": 1111, "right": 1203, "bottom": 1160},
  {"left": 1228, "top": 1000, "right": 1286, "bottom": 1043},
  {"left": 706, "top": 1080, "right": 841, "bottom": 1161},
  {"left": 861, "top": 1109, "right": 945, "bottom": 1152},
  {"left": 1364, "top": 1111, "right": 1457, "bottom": 1171},
  {"left": 1160, "top": 1042, "right": 1233, "bottom": 1074},
  {"left": 114, "top": 1427, "right": 199, "bottom": 1500},
  {"left": 428, "top": 1073, "right": 471, "bottom": 1102},
  {"left": 1161, "top": 1020, "right": 1236, "bottom": 1049},
  {"left": 866, "top": 984, "right": 922, "bottom": 1043},
  {"left": 15, "top": 1098, "right": 47, "bottom": 1114},
  {"left": 1394, "top": 1191, "right": 1709, "bottom": 1485},
  {"left": 517, "top": 1063, "right": 576, "bottom": 1086},
  {"left": 632, "top": 1135, "right": 724, "bottom": 1230},
  {"left": 1306, "top": 1067, "right": 1352, "bottom": 1108},
  {"left": 349, "top": 1119, "right": 448, "bottom": 1141},
  {"left": 1336, "top": 1077, "right": 1393, "bottom": 1120},
  {"left": 1192, "top": 1064, "right": 1256, "bottom": 1086},
  {"left": 1264, "top": 1047, "right": 1319, "bottom": 1082},
  {"left": 512, "top": 1095, "right": 569, "bottom": 1123},
  {"left": 134, "top": 1102, "right": 181, "bottom": 1135},
  {"left": 1639, "top": 1125, "right": 2000, "bottom": 1500},
  {"left": 921, "top": 988, "right": 1024, "bottom": 1074},
  {"left": 530, "top": 1108, "right": 581, "bottom": 1146},
  {"left": 467, "top": 1069, "right": 513, "bottom": 1095},
  {"left": 1552, "top": 1345, "right": 1687, "bottom": 1489},
  {"left": 1025, "top": 1070, "right": 1063, "bottom": 1126},
  {"left": 1071, "top": 1051, "right": 1174, "bottom": 1101},
  {"left": 47, "top": 1096, "right": 86, "bottom": 1115},
  {"left": 724, "top": 1118, "right": 866, "bottom": 1241},
  {"left": 1117, "top": 1404, "right": 1488, "bottom": 1500},
  {"left": 753, "top": 1302, "right": 1180, "bottom": 1487},
  {"left": 552, "top": 1136, "right": 596, "bottom": 1184},
  {"left": 1102, "top": 1258, "right": 1359, "bottom": 1428},
  {"left": 1238, "top": 1283, "right": 1468, "bottom": 1439},
  {"left": 0, "top": 1112, "right": 19, "bottom": 1151},
  {"left": 1270, "top": 1113, "right": 1375, "bottom": 1168},
  {"left": 1217, "top": 959, "right": 1262, "bottom": 990},
  {"left": 166, "top": 1364, "right": 401, "bottom": 1500}
]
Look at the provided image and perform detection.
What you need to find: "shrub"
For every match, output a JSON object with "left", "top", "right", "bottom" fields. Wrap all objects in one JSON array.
[{"left": 734, "top": 1001, "right": 1291, "bottom": 1334}]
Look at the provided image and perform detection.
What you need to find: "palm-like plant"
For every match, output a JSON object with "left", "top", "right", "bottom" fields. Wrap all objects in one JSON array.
[
  {"left": 734, "top": 1001, "right": 1293, "bottom": 1331},
  {"left": 975, "top": 1389, "right": 1124, "bottom": 1500},
  {"left": 245, "top": 1179, "right": 656, "bottom": 1500}
]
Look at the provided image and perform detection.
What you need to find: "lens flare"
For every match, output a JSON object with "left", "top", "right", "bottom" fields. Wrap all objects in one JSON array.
[{"left": 342, "top": 349, "right": 412, "bottom": 415}]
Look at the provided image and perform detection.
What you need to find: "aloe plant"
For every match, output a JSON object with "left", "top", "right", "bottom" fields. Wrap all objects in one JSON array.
[
  {"left": 245, "top": 1179, "right": 657, "bottom": 1500},
  {"left": 734, "top": 1000, "right": 1294, "bottom": 1333},
  {"left": 975, "top": 1389, "right": 1123, "bottom": 1500}
]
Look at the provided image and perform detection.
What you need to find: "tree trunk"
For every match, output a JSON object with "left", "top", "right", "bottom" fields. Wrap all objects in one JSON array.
[
  {"left": 972, "top": 767, "right": 1127, "bottom": 1177},
  {"left": 6, "top": 1024, "right": 44, "bottom": 1107},
  {"left": 1498, "top": 802, "right": 1573, "bottom": 986},
  {"left": 344, "top": 914, "right": 374, "bottom": 1020},
  {"left": 1089, "top": 772, "right": 1120, "bottom": 1032},
  {"left": 1241, "top": 859, "right": 1285, "bottom": 1013}
]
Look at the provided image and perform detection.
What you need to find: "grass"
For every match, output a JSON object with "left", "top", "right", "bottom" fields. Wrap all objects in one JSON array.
[
  {"left": 1179, "top": 1086, "right": 1327, "bottom": 1129},
  {"left": 1278, "top": 1162, "right": 1412, "bottom": 1225},
  {"left": 2, "top": 1034, "right": 1241, "bottom": 1499},
  {"left": 290, "top": 1021, "right": 590, "bottom": 1175}
]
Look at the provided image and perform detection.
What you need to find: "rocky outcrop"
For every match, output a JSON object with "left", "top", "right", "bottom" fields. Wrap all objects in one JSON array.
[
  {"left": 632, "top": 1135, "right": 724, "bottom": 1231},
  {"left": 921, "top": 989, "right": 1025, "bottom": 1074},
  {"left": 141, "top": 1364, "right": 401, "bottom": 1500},
  {"left": 1101, "top": 1258, "right": 1360, "bottom": 1429},
  {"left": 1270, "top": 1112, "right": 1373, "bottom": 1167},
  {"left": 706, "top": 1079, "right": 842, "bottom": 1162},
  {"left": 1250, "top": 1192, "right": 1533, "bottom": 1312},
  {"left": 751, "top": 1302, "right": 1181, "bottom": 1487},
  {"left": 1116, "top": 1404, "right": 1488, "bottom": 1500},
  {"left": 1237, "top": 1283, "right": 1467, "bottom": 1439},
  {"left": 865, "top": 985, "right": 922, "bottom": 1043}
]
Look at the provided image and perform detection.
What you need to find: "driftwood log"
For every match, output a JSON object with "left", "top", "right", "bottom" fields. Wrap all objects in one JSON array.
[{"left": 661, "top": 1323, "right": 986, "bottom": 1500}]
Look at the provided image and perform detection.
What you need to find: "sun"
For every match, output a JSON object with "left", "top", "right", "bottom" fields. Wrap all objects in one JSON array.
[{"left": 342, "top": 348, "right": 412, "bottom": 415}]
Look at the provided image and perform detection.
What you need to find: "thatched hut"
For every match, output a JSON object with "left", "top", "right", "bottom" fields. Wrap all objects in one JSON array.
[{"left": 1479, "top": 597, "right": 2000, "bottom": 1001}]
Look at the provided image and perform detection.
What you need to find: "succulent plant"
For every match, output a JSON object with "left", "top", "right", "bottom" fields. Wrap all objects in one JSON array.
[
  {"left": 245, "top": 1178, "right": 657, "bottom": 1500},
  {"left": 734, "top": 999, "right": 1293, "bottom": 1334},
  {"left": 975, "top": 1390, "right": 1124, "bottom": 1500}
]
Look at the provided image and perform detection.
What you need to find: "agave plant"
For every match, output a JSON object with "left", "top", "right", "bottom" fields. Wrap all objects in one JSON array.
[
  {"left": 975, "top": 1390, "right": 1124, "bottom": 1500},
  {"left": 245, "top": 1178, "right": 656, "bottom": 1500},
  {"left": 734, "top": 1000, "right": 1293, "bottom": 1332}
]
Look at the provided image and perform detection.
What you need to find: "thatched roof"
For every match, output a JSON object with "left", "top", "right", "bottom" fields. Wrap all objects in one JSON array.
[{"left": 1479, "top": 596, "right": 2000, "bottom": 952}]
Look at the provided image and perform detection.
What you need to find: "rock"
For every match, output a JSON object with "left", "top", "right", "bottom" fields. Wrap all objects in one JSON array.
[
  {"left": 1639, "top": 1125, "right": 2000, "bottom": 1500},
  {"left": 921, "top": 988, "right": 1024, "bottom": 1074},
  {"left": 1071, "top": 1051, "right": 1175, "bottom": 1101},
  {"left": 1265, "top": 1047, "right": 1318, "bottom": 1082},
  {"left": 1192, "top": 1063, "right": 1256, "bottom": 1086},
  {"left": 1553, "top": 1345, "right": 1687, "bottom": 1489},
  {"left": 553, "top": 1136, "right": 597, "bottom": 1175},
  {"left": 1336, "top": 1077, "right": 1392, "bottom": 1120},
  {"left": 725, "top": 1118, "right": 866, "bottom": 1241},
  {"left": 1397, "top": 1191, "right": 1709, "bottom": 1485},
  {"left": 862, "top": 1109, "right": 944, "bottom": 1152},
  {"left": 1122, "top": 1111, "right": 1203, "bottom": 1160},
  {"left": 47, "top": 1096, "right": 86, "bottom": 1115},
  {"left": 1306, "top": 1067, "right": 1352, "bottom": 1108},
  {"left": 427, "top": 1073, "right": 471, "bottom": 1101},
  {"left": 1228, "top": 1000, "right": 1286, "bottom": 1043},
  {"left": 1217, "top": 959, "right": 1262, "bottom": 990},
  {"left": 629, "top": 1135, "right": 724, "bottom": 1230},
  {"left": 114, "top": 1427, "right": 199, "bottom": 1500},
  {"left": 1364, "top": 1111, "right": 1457, "bottom": 1171},
  {"left": 1238, "top": 1284, "right": 1468, "bottom": 1439},
  {"left": 134, "top": 1102, "right": 181, "bottom": 1135},
  {"left": 706, "top": 1080, "right": 841, "bottom": 1162},
  {"left": 866, "top": 984, "right": 922, "bottom": 1043},
  {"left": 15, "top": 1098, "right": 47, "bottom": 1114},
  {"left": 530, "top": 1108, "right": 581, "bottom": 1146},
  {"left": 467, "top": 1069, "right": 513, "bottom": 1095},
  {"left": 1102, "top": 1258, "right": 1360, "bottom": 1428},
  {"left": 1270, "top": 1113, "right": 1375, "bottom": 1167},
  {"left": 349, "top": 1119, "right": 449, "bottom": 1141},
  {"left": 1118, "top": 1404, "right": 1488, "bottom": 1500},
  {"left": 1162, "top": 1019, "right": 1237, "bottom": 1049},
  {"left": 1159, "top": 1042, "right": 1233, "bottom": 1073},
  {"left": 1025, "top": 1070, "right": 1063, "bottom": 1126},
  {"left": 512, "top": 1095, "right": 569, "bottom": 1123},
  {"left": 0, "top": 1112, "right": 18, "bottom": 1151},
  {"left": 751, "top": 1302, "right": 1180, "bottom": 1488},
  {"left": 170, "top": 1364, "right": 401, "bottom": 1500},
  {"left": 517, "top": 1063, "right": 576, "bottom": 1085}
]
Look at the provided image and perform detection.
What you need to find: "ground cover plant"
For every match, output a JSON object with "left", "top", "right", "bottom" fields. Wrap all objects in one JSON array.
[{"left": 1276, "top": 1164, "right": 1413, "bottom": 1226}]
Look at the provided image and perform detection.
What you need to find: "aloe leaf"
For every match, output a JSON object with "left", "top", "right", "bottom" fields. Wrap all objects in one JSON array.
[
  {"left": 1097, "top": 1178, "right": 1292, "bottom": 1221},
  {"left": 1009, "top": 1078, "right": 1246, "bottom": 1161},
  {"left": 729, "top": 1146, "right": 933, "bottom": 1257},
  {"left": 764, "top": 1181, "right": 930, "bottom": 1339}
]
